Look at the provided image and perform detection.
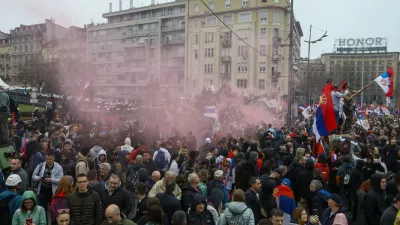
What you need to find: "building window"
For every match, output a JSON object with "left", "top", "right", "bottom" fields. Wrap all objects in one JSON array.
[
  {"left": 237, "top": 63, "right": 248, "bottom": 72},
  {"left": 242, "top": 0, "right": 249, "bottom": 7},
  {"left": 195, "top": 50, "right": 198, "bottom": 59},
  {"left": 261, "top": 0, "right": 267, "bottom": 2},
  {"left": 205, "top": 48, "right": 214, "bottom": 57},
  {"left": 260, "top": 28, "right": 267, "bottom": 39},
  {"left": 194, "top": 4, "right": 199, "bottom": 13},
  {"left": 259, "top": 79, "right": 265, "bottom": 90},
  {"left": 205, "top": 64, "right": 214, "bottom": 74},
  {"left": 260, "top": 45, "right": 266, "bottom": 56},
  {"left": 273, "top": 28, "right": 279, "bottom": 38},
  {"left": 194, "top": 19, "right": 199, "bottom": 28},
  {"left": 236, "top": 79, "right": 247, "bottom": 88},
  {"left": 239, "top": 12, "right": 251, "bottom": 23},
  {"left": 260, "top": 62, "right": 266, "bottom": 72},
  {"left": 238, "top": 29, "right": 249, "bottom": 39},
  {"left": 223, "top": 14, "right": 233, "bottom": 25},
  {"left": 194, "top": 34, "right": 199, "bottom": 44},
  {"left": 225, "top": 0, "right": 231, "bottom": 8},
  {"left": 117, "top": 63, "right": 124, "bottom": 68},
  {"left": 209, "top": 0, "right": 214, "bottom": 10},
  {"left": 260, "top": 10, "right": 268, "bottom": 22},
  {"left": 274, "top": 0, "right": 279, "bottom": 3},
  {"left": 237, "top": 46, "right": 249, "bottom": 57},
  {"left": 205, "top": 32, "right": 214, "bottom": 43},
  {"left": 207, "top": 17, "right": 217, "bottom": 26},
  {"left": 273, "top": 11, "right": 280, "bottom": 22}
]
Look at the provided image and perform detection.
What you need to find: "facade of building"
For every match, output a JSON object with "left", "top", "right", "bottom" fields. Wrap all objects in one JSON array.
[
  {"left": 186, "top": 0, "right": 302, "bottom": 98},
  {"left": 299, "top": 58, "right": 326, "bottom": 104},
  {"left": 87, "top": 0, "right": 186, "bottom": 99},
  {"left": 321, "top": 52, "right": 399, "bottom": 104},
  {"left": 0, "top": 32, "right": 11, "bottom": 81},
  {"left": 9, "top": 19, "right": 67, "bottom": 84}
]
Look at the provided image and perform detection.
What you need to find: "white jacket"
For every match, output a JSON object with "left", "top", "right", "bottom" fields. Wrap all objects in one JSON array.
[{"left": 32, "top": 162, "right": 63, "bottom": 195}]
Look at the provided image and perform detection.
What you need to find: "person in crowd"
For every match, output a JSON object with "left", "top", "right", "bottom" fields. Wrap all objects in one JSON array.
[
  {"left": 156, "top": 180, "right": 181, "bottom": 225},
  {"left": 136, "top": 197, "right": 161, "bottom": 225},
  {"left": 76, "top": 147, "right": 90, "bottom": 176},
  {"left": 146, "top": 171, "right": 161, "bottom": 193},
  {"left": 143, "top": 152, "right": 157, "bottom": 175},
  {"left": 314, "top": 154, "right": 330, "bottom": 184},
  {"left": 218, "top": 189, "right": 254, "bottom": 225},
  {"left": 336, "top": 154, "right": 355, "bottom": 210},
  {"left": 270, "top": 208, "right": 285, "bottom": 225},
  {"left": 197, "top": 169, "right": 209, "bottom": 195},
  {"left": 169, "top": 153, "right": 180, "bottom": 176},
  {"left": 115, "top": 149, "right": 131, "bottom": 183},
  {"left": 0, "top": 174, "right": 23, "bottom": 224},
  {"left": 172, "top": 210, "right": 187, "bottom": 225},
  {"left": 98, "top": 173, "right": 133, "bottom": 217},
  {"left": 274, "top": 178, "right": 296, "bottom": 223},
  {"left": 90, "top": 139, "right": 104, "bottom": 164},
  {"left": 121, "top": 138, "right": 134, "bottom": 154},
  {"left": 310, "top": 180, "right": 331, "bottom": 219},
  {"left": 12, "top": 190, "right": 46, "bottom": 225},
  {"left": 67, "top": 173, "right": 103, "bottom": 225},
  {"left": 364, "top": 173, "right": 391, "bottom": 225},
  {"left": 32, "top": 138, "right": 49, "bottom": 174},
  {"left": 10, "top": 157, "right": 28, "bottom": 194},
  {"left": 98, "top": 162, "right": 111, "bottom": 182},
  {"left": 180, "top": 151, "right": 200, "bottom": 175},
  {"left": 101, "top": 204, "right": 137, "bottom": 225},
  {"left": 59, "top": 151, "right": 75, "bottom": 177},
  {"left": 381, "top": 192, "right": 400, "bottom": 225},
  {"left": 148, "top": 171, "right": 182, "bottom": 199},
  {"left": 133, "top": 182, "right": 148, "bottom": 222},
  {"left": 260, "top": 175, "right": 278, "bottom": 219},
  {"left": 125, "top": 155, "right": 149, "bottom": 192},
  {"left": 207, "top": 188, "right": 224, "bottom": 224},
  {"left": 181, "top": 173, "right": 201, "bottom": 212},
  {"left": 186, "top": 194, "right": 215, "bottom": 225},
  {"left": 291, "top": 207, "right": 320, "bottom": 225},
  {"left": 50, "top": 176, "right": 74, "bottom": 225},
  {"left": 332, "top": 213, "right": 348, "bottom": 225},
  {"left": 296, "top": 159, "right": 315, "bottom": 207},
  {"left": 153, "top": 142, "right": 171, "bottom": 176},
  {"left": 55, "top": 209, "right": 70, "bottom": 225},
  {"left": 320, "top": 194, "right": 350, "bottom": 225},
  {"left": 87, "top": 170, "right": 101, "bottom": 193},
  {"left": 32, "top": 150, "right": 63, "bottom": 214},
  {"left": 147, "top": 205, "right": 163, "bottom": 225},
  {"left": 356, "top": 180, "right": 371, "bottom": 225},
  {"left": 207, "top": 170, "right": 228, "bottom": 206},
  {"left": 245, "top": 177, "right": 262, "bottom": 225}
]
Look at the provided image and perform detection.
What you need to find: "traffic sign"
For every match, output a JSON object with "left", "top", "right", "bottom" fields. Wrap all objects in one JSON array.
[{"left": 30, "top": 99, "right": 38, "bottom": 103}]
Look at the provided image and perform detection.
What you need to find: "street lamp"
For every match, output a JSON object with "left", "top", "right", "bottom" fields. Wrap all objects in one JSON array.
[{"left": 304, "top": 25, "right": 327, "bottom": 105}]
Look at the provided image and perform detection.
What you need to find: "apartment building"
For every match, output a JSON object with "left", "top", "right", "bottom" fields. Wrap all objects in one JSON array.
[
  {"left": 87, "top": 0, "right": 186, "bottom": 99},
  {"left": 9, "top": 19, "right": 67, "bottom": 84},
  {"left": 321, "top": 52, "right": 399, "bottom": 104},
  {"left": 187, "top": 0, "right": 302, "bottom": 98},
  {"left": 0, "top": 32, "right": 11, "bottom": 81}
]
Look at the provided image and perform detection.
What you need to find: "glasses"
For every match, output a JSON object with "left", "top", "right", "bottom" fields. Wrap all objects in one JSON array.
[
  {"left": 58, "top": 209, "right": 70, "bottom": 215},
  {"left": 76, "top": 180, "right": 88, "bottom": 184}
]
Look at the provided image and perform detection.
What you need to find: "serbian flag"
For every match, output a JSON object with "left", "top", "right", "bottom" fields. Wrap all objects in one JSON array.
[
  {"left": 79, "top": 74, "right": 93, "bottom": 97},
  {"left": 374, "top": 68, "right": 394, "bottom": 97},
  {"left": 341, "top": 80, "right": 345, "bottom": 92},
  {"left": 312, "top": 84, "right": 337, "bottom": 141}
]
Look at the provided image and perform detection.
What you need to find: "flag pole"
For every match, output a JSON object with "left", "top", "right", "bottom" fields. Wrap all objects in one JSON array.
[{"left": 349, "top": 80, "right": 374, "bottom": 99}]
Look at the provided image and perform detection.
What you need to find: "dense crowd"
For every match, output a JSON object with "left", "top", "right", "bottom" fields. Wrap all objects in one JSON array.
[{"left": 2, "top": 84, "right": 400, "bottom": 225}]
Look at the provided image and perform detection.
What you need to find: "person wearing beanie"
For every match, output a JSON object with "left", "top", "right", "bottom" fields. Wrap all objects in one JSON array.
[
  {"left": 321, "top": 194, "right": 350, "bottom": 225},
  {"left": 273, "top": 178, "right": 296, "bottom": 223},
  {"left": 310, "top": 179, "right": 331, "bottom": 219},
  {"left": 0, "top": 174, "right": 23, "bottom": 224}
]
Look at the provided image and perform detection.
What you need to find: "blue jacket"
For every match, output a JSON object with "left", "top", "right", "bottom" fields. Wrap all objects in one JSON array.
[
  {"left": 0, "top": 190, "right": 22, "bottom": 218},
  {"left": 31, "top": 162, "right": 63, "bottom": 195}
]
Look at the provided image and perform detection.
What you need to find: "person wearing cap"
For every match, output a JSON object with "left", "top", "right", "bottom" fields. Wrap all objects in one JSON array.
[
  {"left": 381, "top": 192, "right": 400, "bottom": 225},
  {"left": 321, "top": 194, "right": 350, "bottom": 225},
  {"left": 207, "top": 170, "right": 228, "bottom": 207},
  {"left": 0, "top": 174, "right": 23, "bottom": 223},
  {"left": 273, "top": 178, "right": 296, "bottom": 224}
]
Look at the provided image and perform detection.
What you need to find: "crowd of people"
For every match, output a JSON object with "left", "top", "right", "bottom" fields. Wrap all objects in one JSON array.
[{"left": 2, "top": 82, "right": 400, "bottom": 225}]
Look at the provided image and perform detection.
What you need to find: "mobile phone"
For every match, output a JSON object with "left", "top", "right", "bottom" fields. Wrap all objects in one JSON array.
[
  {"left": 312, "top": 209, "right": 318, "bottom": 216},
  {"left": 26, "top": 218, "right": 33, "bottom": 225}
]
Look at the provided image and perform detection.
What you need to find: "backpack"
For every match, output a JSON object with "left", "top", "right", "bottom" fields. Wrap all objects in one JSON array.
[
  {"left": 126, "top": 167, "right": 144, "bottom": 191},
  {"left": 0, "top": 195, "right": 16, "bottom": 225},
  {"left": 227, "top": 207, "right": 249, "bottom": 225},
  {"left": 154, "top": 150, "right": 168, "bottom": 169},
  {"left": 341, "top": 167, "right": 352, "bottom": 186}
]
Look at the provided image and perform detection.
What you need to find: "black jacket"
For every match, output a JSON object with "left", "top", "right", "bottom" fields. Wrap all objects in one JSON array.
[
  {"left": 98, "top": 183, "right": 133, "bottom": 216},
  {"left": 286, "top": 161, "right": 305, "bottom": 198},
  {"left": 387, "top": 153, "right": 400, "bottom": 174},
  {"left": 260, "top": 177, "right": 277, "bottom": 218},
  {"left": 142, "top": 160, "right": 157, "bottom": 175},
  {"left": 133, "top": 196, "right": 148, "bottom": 222},
  {"left": 380, "top": 205, "right": 398, "bottom": 225},
  {"left": 67, "top": 189, "right": 104, "bottom": 225},
  {"left": 245, "top": 189, "right": 261, "bottom": 225},
  {"left": 311, "top": 190, "right": 331, "bottom": 219},
  {"left": 206, "top": 179, "right": 224, "bottom": 197},
  {"left": 181, "top": 184, "right": 201, "bottom": 212},
  {"left": 156, "top": 192, "right": 182, "bottom": 225},
  {"left": 321, "top": 205, "right": 350, "bottom": 225},
  {"left": 186, "top": 194, "right": 215, "bottom": 225},
  {"left": 364, "top": 173, "right": 391, "bottom": 225}
]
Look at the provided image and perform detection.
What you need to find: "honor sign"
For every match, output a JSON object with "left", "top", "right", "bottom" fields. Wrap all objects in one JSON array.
[{"left": 335, "top": 37, "right": 388, "bottom": 52}]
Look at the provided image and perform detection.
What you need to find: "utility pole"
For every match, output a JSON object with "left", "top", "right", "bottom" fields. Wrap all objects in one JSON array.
[
  {"left": 306, "top": 25, "right": 312, "bottom": 106},
  {"left": 287, "top": 0, "right": 294, "bottom": 126}
]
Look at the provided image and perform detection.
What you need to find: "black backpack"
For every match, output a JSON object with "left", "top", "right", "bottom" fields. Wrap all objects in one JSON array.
[
  {"left": 340, "top": 167, "right": 352, "bottom": 186},
  {"left": 126, "top": 167, "right": 145, "bottom": 192},
  {"left": 0, "top": 195, "right": 16, "bottom": 225}
]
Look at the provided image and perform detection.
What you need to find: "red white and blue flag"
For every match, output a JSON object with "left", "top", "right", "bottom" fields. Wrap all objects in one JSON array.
[
  {"left": 374, "top": 68, "right": 394, "bottom": 97},
  {"left": 79, "top": 74, "right": 93, "bottom": 97}
]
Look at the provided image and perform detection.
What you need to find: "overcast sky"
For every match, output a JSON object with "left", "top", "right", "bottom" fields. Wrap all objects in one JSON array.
[{"left": 1, "top": 0, "right": 399, "bottom": 59}]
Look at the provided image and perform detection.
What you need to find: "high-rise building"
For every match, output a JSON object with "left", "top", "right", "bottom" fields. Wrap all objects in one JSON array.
[
  {"left": 87, "top": 0, "right": 186, "bottom": 99},
  {"left": 0, "top": 32, "right": 11, "bottom": 81},
  {"left": 9, "top": 19, "right": 67, "bottom": 84},
  {"left": 186, "top": 0, "right": 302, "bottom": 99}
]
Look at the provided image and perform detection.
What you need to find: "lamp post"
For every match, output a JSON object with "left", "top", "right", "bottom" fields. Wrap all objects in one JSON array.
[{"left": 304, "top": 25, "right": 327, "bottom": 106}]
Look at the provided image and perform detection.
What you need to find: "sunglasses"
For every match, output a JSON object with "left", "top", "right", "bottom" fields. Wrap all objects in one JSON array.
[{"left": 58, "top": 209, "right": 70, "bottom": 215}]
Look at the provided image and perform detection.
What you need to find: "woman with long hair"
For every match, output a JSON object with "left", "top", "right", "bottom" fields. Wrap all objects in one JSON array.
[
  {"left": 50, "top": 176, "right": 74, "bottom": 224},
  {"left": 198, "top": 169, "right": 209, "bottom": 196},
  {"left": 291, "top": 207, "right": 319, "bottom": 225},
  {"left": 12, "top": 190, "right": 46, "bottom": 225}
]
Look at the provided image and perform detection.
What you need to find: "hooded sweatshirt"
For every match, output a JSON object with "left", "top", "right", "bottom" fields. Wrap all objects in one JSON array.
[
  {"left": 96, "top": 149, "right": 108, "bottom": 166},
  {"left": 89, "top": 145, "right": 104, "bottom": 162},
  {"left": 12, "top": 190, "right": 46, "bottom": 225},
  {"left": 76, "top": 152, "right": 90, "bottom": 176},
  {"left": 218, "top": 201, "right": 255, "bottom": 225},
  {"left": 364, "top": 173, "right": 391, "bottom": 225},
  {"left": 117, "top": 150, "right": 131, "bottom": 173},
  {"left": 0, "top": 190, "right": 22, "bottom": 219},
  {"left": 121, "top": 138, "right": 134, "bottom": 154},
  {"left": 187, "top": 194, "right": 215, "bottom": 225}
]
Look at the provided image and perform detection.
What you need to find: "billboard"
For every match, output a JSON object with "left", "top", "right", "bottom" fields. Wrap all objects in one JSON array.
[{"left": 334, "top": 37, "right": 388, "bottom": 53}]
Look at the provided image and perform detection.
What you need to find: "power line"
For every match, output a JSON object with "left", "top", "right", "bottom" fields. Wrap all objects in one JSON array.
[{"left": 198, "top": 0, "right": 279, "bottom": 60}]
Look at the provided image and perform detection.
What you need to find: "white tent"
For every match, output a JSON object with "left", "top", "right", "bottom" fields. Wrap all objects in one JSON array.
[{"left": 0, "top": 77, "right": 9, "bottom": 89}]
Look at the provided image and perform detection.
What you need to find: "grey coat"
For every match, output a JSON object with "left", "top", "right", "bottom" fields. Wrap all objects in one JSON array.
[{"left": 217, "top": 202, "right": 254, "bottom": 225}]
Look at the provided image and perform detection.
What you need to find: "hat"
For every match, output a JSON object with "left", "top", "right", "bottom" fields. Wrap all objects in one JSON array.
[
  {"left": 6, "top": 174, "right": 22, "bottom": 186},
  {"left": 282, "top": 178, "right": 291, "bottom": 187},
  {"left": 100, "top": 163, "right": 111, "bottom": 171},
  {"left": 214, "top": 170, "right": 224, "bottom": 179},
  {"left": 328, "top": 193, "right": 343, "bottom": 205},
  {"left": 205, "top": 138, "right": 211, "bottom": 144},
  {"left": 273, "top": 168, "right": 283, "bottom": 176}
]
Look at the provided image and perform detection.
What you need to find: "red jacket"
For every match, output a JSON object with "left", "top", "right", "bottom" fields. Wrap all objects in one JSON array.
[
  {"left": 256, "top": 159, "right": 263, "bottom": 173},
  {"left": 314, "top": 162, "right": 330, "bottom": 183}
]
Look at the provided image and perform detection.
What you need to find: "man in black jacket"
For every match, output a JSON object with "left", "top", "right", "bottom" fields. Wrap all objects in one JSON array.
[
  {"left": 98, "top": 173, "right": 133, "bottom": 217},
  {"left": 245, "top": 177, "right": 261, "bottom": 225},
  {"left": 67, "top": 173, "right": 103, "bottom": 225},
  {"left": 364, "top": 173, "right": 391, "bottom": 225},
  {"left": 320, "top": 194, "right": 350, "bottom": 225},
  {"left": 156, "top": 180, "right": 181, "bottom": 225},
  {"left": 133, "top": 182, "right": 148, "bottom": 222},
  {"left": 381, "top": 192, "right": 400, "bottom": 225},
  {"left": 181, "top": 173, "right": 201, "bottom": 212}
]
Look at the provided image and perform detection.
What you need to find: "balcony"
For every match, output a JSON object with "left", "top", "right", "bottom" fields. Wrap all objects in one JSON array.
[
  {"left": 160, "top": 65, "right": 184, "bottom": 71},
  {"left": 221, "top": 39, "right": 232, "bottom": 46},
  {"left": 161, "top": 26, "right": 184, "bottom": 32},
  {"left": 124, "top": 54, "right": 146, "bottom": 60},
  {"left": 161, "top": 38, "right": 184, "bottom": 45},
  {"left": 221, "top": 71, "right": 231, "bottom": 79},
  {"left": 273, "top": 37, "right": 282, "bottom": 46},
  {"left": 272, "top": 72, "right": 281, "bottom": 77},
  {"left": 221, "top": 56, "right": 231, "bottom": 63}
]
